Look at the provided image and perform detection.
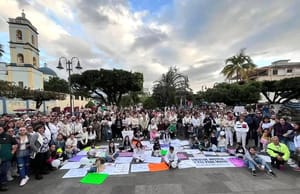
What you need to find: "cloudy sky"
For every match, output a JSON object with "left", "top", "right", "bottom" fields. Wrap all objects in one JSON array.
[{"left": 0, "top": 0, "right": 300, "bottom": 92}]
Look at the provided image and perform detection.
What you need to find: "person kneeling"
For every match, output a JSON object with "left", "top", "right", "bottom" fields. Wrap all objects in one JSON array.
[{"left": 244, "top": 146, "right": 275, "bottom": 176}]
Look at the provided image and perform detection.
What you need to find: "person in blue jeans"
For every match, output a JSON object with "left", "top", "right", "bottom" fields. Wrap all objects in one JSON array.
[
  {"left": 15, "top": 127, "right": 31, "bottom": 186},
  {"left": 105, "top": 141, "right": 119, "bottom": 162},
  {"left": 244, "top": 146, "right": 275, "bottom": 176}
]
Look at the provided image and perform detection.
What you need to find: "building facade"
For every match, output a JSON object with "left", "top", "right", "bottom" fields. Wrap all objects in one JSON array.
[
  {"left": 0, "top": 12, "right": 90, "bottom": 114},
  {"left": 250, "top": 60, "right": 300, "bottom": 81}
]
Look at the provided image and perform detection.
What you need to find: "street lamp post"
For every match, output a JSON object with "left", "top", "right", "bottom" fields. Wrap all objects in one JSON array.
[{"left": 57, "top": 57, "right": 82, "bottom": 115}]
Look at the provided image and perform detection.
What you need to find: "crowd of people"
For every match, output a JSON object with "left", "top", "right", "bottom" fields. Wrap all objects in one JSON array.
[{"left": 0, "top": 104, "right": 300, "bottom": 191}]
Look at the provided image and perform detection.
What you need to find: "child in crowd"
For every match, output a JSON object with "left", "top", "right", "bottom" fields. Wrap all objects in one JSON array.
[
  {"left": 166, "top": 146, "right": 178, "bottom": 169},
  {"left": 89, "top": 158, "right": 106, "bottom": 173},
  {"left": 217, "top": 131, "right": 226, "bottom": 152},
  {"left": 260, "top": 129, "right": 271, "bottom": 152},
  {"left": 56, "top": 148, "right": 67, "bottom": 162},
  {"left": 46, "top": 144, "right": 58, "bottom": 170},
  {"left": 88, "top": 144, "right": 97, "bottom": 158},
  {"left": 235, "top": 142, "right": 245, "bottom": 158},
  {"left": 190, "top": 135, "right": 200, "bottom": 149},
  {"left": 153, "top": 137, "right": 161, "bottom": 157},
  {"left": 210, "top": 132, "right": 218, "bottom": 151}
]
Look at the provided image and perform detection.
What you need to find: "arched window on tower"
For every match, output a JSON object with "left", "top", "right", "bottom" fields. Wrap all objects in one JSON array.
[
  {"left": 33, "top": 57, "right": 37, "bottom": 67},
  {"left": 31, "top": 35, "right": 35, "bottom": 45},
  {"left": 16, "top": 30, "right": 22, "bottom": 40},
  {"left": 17, "top": 54, "right": 24, "bottom": 63}
]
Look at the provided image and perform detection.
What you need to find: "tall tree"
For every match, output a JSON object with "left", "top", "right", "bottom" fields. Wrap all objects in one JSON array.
[
  {"left": 70, "top": 69, "right": 143, "bottom": 105},
  {"left": 0, "top": 44, "right": 4, "bottom": 58},
  {"left": 152, "top": 67, "right": 192, "bottom": 107},
  {"left": 221, "top": 49, "right": 256, "bottom": 82},
  {"left": 44, "top": 77, "right": 69, "bottom": 93},
  {"left": 197, "top": 81, "right": 261, "bottom": 106},
  {"left": 261, "top": 77, "right": 300, "bottom": 104}
]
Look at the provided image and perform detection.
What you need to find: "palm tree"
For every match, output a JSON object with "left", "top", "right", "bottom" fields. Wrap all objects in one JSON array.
[
  {"left": 0, "top": 44, "right": 4, "bottom": 58},
  {"left": 221, "top": 49, "right": 256, "bottom": 82},
  {"left": 153, "top": 67, "right": 192, "bottom": 107}
]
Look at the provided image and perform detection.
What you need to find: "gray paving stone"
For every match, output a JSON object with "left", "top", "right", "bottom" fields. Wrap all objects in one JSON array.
[{"left": 135, "top": 184, "right": 184, "bottom": 194}]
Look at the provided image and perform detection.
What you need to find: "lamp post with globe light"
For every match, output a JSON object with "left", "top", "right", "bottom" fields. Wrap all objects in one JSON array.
[{"left": 57, "top": 57, "right": 82, "bottom": 115}]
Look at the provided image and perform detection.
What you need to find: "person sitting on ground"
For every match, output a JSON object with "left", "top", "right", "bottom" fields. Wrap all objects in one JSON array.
[
  {"left": 235, "top": 142, "right": 245, "bottom": 158},
  {"left": 210, "top": 132, "right": 218, "bottom": 151},
  {"left": 46, "top": 144, "right": 58, "bottom": 170},
  {"left": 65, "top": 134, "right": 80, "bottom": 158},
  {"left": 200, "top": 136, "right": 211, "bottom": 151},
  {"left": 120, "top": 135, "right": 133, "bottom": 152},
  {"left": 190, "top": 135, "right": 200, "bottom": 149},
  {"left": 133, "top": 129, "right": 144, "bottom": 142},
  {"left": 106, "top": 141, "right": 119, "bottom": 162},
  {"left": 244, "top": 146, "right": 275, "bottom": 176},
  {"left": 56, "top": 148, "right": 67, "bottom": 162},
  {"left": 88, "top": 157, "right": 106, "bottom": 173},
  {"left": 153, "top": 137, "right": 161, "bottom": 157},
  {"left": 217, "top": 131, "right": 226, "bottom": 152},
  {"left": 267, "top": 136, "right": 290, "bottom": 169},
  {"left": 166, "top": 146, "right": 178, "bottom": 169},
  {"left": 133, "top": 141, "right": 144, "bottom": 163}
]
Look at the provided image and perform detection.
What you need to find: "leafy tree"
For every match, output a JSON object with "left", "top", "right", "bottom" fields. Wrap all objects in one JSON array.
[
  {"left": 0, "top": 44, "right": 4, "bottom": 58},
  {"left": 0, "top": 80, "right": 65, "bottom": 109},
  {"left": 261, "top": 77, "right": 300, "bottom": 104},
  {"left": 85, "top": 101, "right": 95, "bottom": 108},
  {"left": 143, "top": 96, "right": 157, "bottom": 109},
  {"left": 198, "top": 81, "right": 261, "bottom": 106},
  {"left": 70, "top": 69, "right": 143, "bottom": 105},
  {"left": 44, "top": 77, "right": 69, "bottom": 93},
  {"left": 221, "top": 49, "right": 256, "bottom": 82},
  {"left": 152, "top": 67, "right": 192, "bottom": 107}
]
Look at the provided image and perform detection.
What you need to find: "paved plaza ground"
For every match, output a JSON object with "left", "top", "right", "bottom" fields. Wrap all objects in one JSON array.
[{"left": 4, "top": 165, "right": 300, "bottom": 194}]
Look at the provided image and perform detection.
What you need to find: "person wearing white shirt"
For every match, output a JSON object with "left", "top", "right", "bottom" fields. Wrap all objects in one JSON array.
[
  {"left": 183, "top": 113, "right": 192, "bottom": 137},
  {"left": 58, "top": 119, "right": 71, "bottom": 138},
  {"left": 78, "top": 127, "right": 88, "bottom": 149},
  {"left": 222, "top": 113, "right": 235, "bottom": 147},
  {"left": 234, "top": 116, "right": 249, "bottom": 148},
  {"left": 65, "top": 134, "right": 79, "bottom": 158},
  {"left": 191, "top": 114, "right": 201, "bottom": 137}
]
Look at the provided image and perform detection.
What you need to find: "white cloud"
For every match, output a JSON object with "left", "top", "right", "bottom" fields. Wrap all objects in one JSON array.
[{"left": 0, "top": 0, "right": 299, "bottom": 92}]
